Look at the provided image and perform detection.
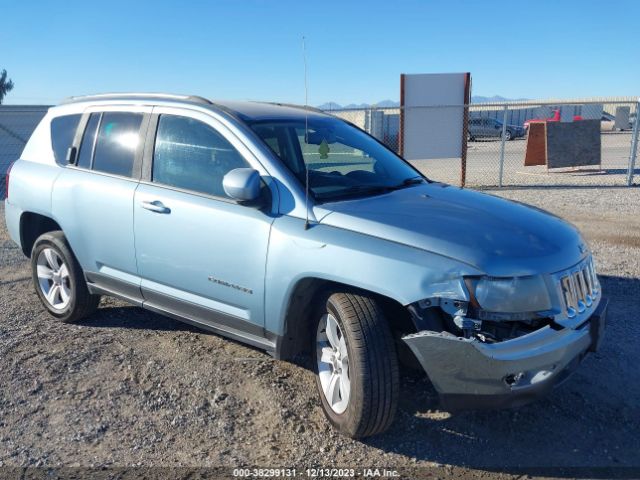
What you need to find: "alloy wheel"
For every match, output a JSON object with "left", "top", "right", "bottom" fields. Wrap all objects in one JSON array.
[
  {"left": 36, "top": 248, "right": 72, "bottom": 310},
  {"left": 316, "top": 313, "right": 350, "bottom": 414}
]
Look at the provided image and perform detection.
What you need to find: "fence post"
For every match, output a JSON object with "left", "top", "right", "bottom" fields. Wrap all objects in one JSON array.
[
  {"left": 627, "top": 100, "right": 640, "bottom": 186},
  {"left": 498, "top": 105, "right": 508, "bottom": 187},
  {"left": 460, "top": 73, "right": 471, "bottom": 188}
]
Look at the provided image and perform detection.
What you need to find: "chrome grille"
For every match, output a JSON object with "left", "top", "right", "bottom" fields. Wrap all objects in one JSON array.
[{"left": 559, "top": 257, "right": 599, "bottom": 318}]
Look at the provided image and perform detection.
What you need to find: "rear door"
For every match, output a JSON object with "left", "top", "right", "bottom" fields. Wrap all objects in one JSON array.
[
  {"left": 133, "top": 107, "right": 275, "bottom": 346},
  {"left": 52, "top": 105, "right": 152, "bottom": 302}
]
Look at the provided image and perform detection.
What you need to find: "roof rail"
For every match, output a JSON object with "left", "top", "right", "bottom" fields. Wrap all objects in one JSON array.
[{"left": 60, "top": 93, "right": 213, "bottom": 105}]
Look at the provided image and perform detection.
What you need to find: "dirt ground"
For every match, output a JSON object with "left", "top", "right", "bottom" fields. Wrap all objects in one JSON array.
[{"left": 1, "top": 187, "right": 639, "bottom": 479}]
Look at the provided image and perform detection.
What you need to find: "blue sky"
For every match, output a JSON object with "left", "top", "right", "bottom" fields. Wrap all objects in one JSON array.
[{"left": 2, "top": 0, "right": 638, "bottom": 105}]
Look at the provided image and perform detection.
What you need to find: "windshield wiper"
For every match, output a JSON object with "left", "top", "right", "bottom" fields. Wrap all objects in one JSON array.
[
  {"left": 389, "top": 176, "right": 425, "bottom": 190},
  {"left": 317, "top": 177, "right": 426, "bottom": 202},
  {"left": 317, "top": 184, "right": 394, "bottom": 201}
]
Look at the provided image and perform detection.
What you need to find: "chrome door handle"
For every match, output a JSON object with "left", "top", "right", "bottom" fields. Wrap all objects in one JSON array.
[{"left": 141, "top": 200, "right": 171, "bottom": 214}]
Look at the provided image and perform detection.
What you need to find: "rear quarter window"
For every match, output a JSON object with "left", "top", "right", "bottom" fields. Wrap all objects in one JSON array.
[{"left": 50, "top": 114, "right": 81, "bottom": 165}]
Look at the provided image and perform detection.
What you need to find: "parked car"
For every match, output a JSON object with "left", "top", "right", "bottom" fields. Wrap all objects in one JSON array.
[
  {"left": 599, "top": 111, "right": 632, "bottom": 132},
  {"left": 4, "top": 93, "right": 607, "bottom": 438},
  {"left": 524, "top": 109, "right": 583, "bottom": 129},
  {"left": 468, "top": 117, "right": 525, "bottom": 141},
  {"left": 600, "top": 112, "right": 616, "bottom": 131}
]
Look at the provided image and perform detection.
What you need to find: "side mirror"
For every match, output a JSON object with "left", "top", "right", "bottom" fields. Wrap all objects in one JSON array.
[{"left": 223, "top": 168, "right": 262, "bottom": 205}]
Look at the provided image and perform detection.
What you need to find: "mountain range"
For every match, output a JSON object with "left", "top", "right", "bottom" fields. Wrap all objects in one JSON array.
[
  {"left": 317, "top": 96, "right": 529, "bottom": 110},
  {"left": 317, "top": 100, "right": 400, "bottom": 110}
]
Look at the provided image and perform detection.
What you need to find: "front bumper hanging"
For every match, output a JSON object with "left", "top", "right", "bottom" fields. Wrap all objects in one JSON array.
[{"left": 402, "top": 298, "right": 608, "bottom": 411}]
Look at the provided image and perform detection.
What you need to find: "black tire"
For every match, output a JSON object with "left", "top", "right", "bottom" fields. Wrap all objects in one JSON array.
[
  {"left": 312, "top": 292, "right": 399, "bottom": 438},
  {"left": 31, "top": 231, "right": 100, "bottom": 323},
  {"left": 504, "top": 129, "right": 513, "bottom": 141}
]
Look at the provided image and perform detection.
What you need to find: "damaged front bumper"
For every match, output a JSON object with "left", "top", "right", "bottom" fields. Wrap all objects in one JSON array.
[{"left": 402, "top": 298, "right": 608, "bottom": 411}]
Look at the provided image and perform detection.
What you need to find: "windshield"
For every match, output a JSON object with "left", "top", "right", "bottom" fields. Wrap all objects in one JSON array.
[{"left": 249, "top": 117, "right": 424, "bottom": 201}]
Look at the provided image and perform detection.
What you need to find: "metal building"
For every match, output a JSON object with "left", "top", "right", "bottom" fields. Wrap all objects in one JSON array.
[{"left": 0, "top": 105, "right": 50, "bottom": 197}]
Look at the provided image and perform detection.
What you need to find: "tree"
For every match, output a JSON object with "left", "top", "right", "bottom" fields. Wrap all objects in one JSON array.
[{"left": 0, "top": 69, "right": 15, "bottom": 104}]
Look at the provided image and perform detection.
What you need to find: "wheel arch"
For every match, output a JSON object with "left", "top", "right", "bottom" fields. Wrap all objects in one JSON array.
[
  {"left": 19, "top": 211, "right": 63, "bottom": 257},
  {"left": 274, "top": 277, "right": 415, "bottom": 361}
]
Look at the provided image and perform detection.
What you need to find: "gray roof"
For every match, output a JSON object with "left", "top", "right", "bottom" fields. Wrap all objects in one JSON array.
[{"left": 213, "top": 100, "right": 329, "bottom": 122}]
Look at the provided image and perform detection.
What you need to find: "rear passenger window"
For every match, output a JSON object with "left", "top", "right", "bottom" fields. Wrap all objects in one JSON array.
[
  {"left": 92, "top": 112, "right": 143, "bottom": 177},
  {"left": 152, "top": 115, "right": 249, "bottom": 198},
  {"left": 50, "top": 114, "right": 81, "bottom": 165},
  {"left": 77, "top": 113, "right": 100, "bottom": 169}
]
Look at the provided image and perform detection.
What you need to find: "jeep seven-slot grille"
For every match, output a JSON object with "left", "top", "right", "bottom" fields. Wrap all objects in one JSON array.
[{"left": 559, "top": 257, "right": 599, "bottom": 318}]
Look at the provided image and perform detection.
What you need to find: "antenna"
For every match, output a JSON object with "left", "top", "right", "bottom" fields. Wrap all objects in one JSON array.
[{"left": 302, "top": 36, "right": 311, "bottom": 230}]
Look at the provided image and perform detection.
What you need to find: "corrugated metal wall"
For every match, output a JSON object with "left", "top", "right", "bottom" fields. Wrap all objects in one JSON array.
[{"left": 0, "top": 106, "right": 49, "bottom": 198}]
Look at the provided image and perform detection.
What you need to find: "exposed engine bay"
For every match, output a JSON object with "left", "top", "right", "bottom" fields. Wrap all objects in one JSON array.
[{"left": 407, "top": 297, "right": 557, "bottom": 344}]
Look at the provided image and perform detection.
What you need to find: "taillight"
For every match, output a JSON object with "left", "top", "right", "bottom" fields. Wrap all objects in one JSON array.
[{"left": 5, "top": 161, "right": 15, "bottom": 200}]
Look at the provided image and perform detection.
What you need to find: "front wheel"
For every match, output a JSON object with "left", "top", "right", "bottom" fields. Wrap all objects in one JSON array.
[
  {"left": 312, "top": 292, "right": 399, "bottom": 438},
  {"left": 31, "top": 231, "right": 100, "bottom": 323}
]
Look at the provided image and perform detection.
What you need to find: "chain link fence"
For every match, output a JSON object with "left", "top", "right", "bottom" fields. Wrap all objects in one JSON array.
[
  {"left": 1, "top": 101, "right": 638, "bottom": 199},
  {"left": 324, "top": 100, "right": 639, "bottom": 189}
]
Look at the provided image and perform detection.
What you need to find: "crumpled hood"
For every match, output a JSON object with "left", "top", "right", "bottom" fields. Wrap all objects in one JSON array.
[{"left": 314, "top": 183, "right": 586, "bottom": 276}]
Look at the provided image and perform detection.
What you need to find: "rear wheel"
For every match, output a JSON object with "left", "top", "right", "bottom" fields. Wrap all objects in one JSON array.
[
  {"left": 504, "top": 129, "right": 513, "bottom": 141},
  {"left": 31, "top": 231, "right": 100, "bottom": 323},
  {"left": 312, "top": 292, "right": 399, "bottom": 438}
]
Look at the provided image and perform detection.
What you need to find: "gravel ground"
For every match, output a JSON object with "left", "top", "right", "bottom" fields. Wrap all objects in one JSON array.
[
  {"left": 413, "top": 131, "right": 637, "bottom": 188},
  {"left": 1, "top": 186, "right": 639, "bottom": 479}
]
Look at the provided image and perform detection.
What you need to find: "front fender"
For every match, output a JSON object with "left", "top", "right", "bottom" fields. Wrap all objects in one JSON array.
[{"left": 264, "top": 215, "right": 482, "bottom": 335}]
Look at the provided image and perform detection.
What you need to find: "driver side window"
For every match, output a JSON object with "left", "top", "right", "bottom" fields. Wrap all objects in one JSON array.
[{"left": 152, "top": 114, "right": 248, "bottom": 198}]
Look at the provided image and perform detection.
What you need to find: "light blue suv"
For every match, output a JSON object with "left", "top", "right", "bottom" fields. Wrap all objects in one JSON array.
[{"left": 4, "top": 93, "right": 607, "bottom": 438}]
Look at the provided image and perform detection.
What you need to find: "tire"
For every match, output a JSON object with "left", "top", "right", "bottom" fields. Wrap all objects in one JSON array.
[
  {"left": 504, "top": 129, "right": 513, "bottom": 141},
  {"left": 312, "top": 292, "right": 399, "bottom": 438},
  {"left": 31, "top": 231, "right": 100, "bottom": 323}
]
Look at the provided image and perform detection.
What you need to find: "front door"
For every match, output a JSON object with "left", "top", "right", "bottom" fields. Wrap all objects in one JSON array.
[{"left": 133, "top": 107, "right": 275, "bottom": 344}]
